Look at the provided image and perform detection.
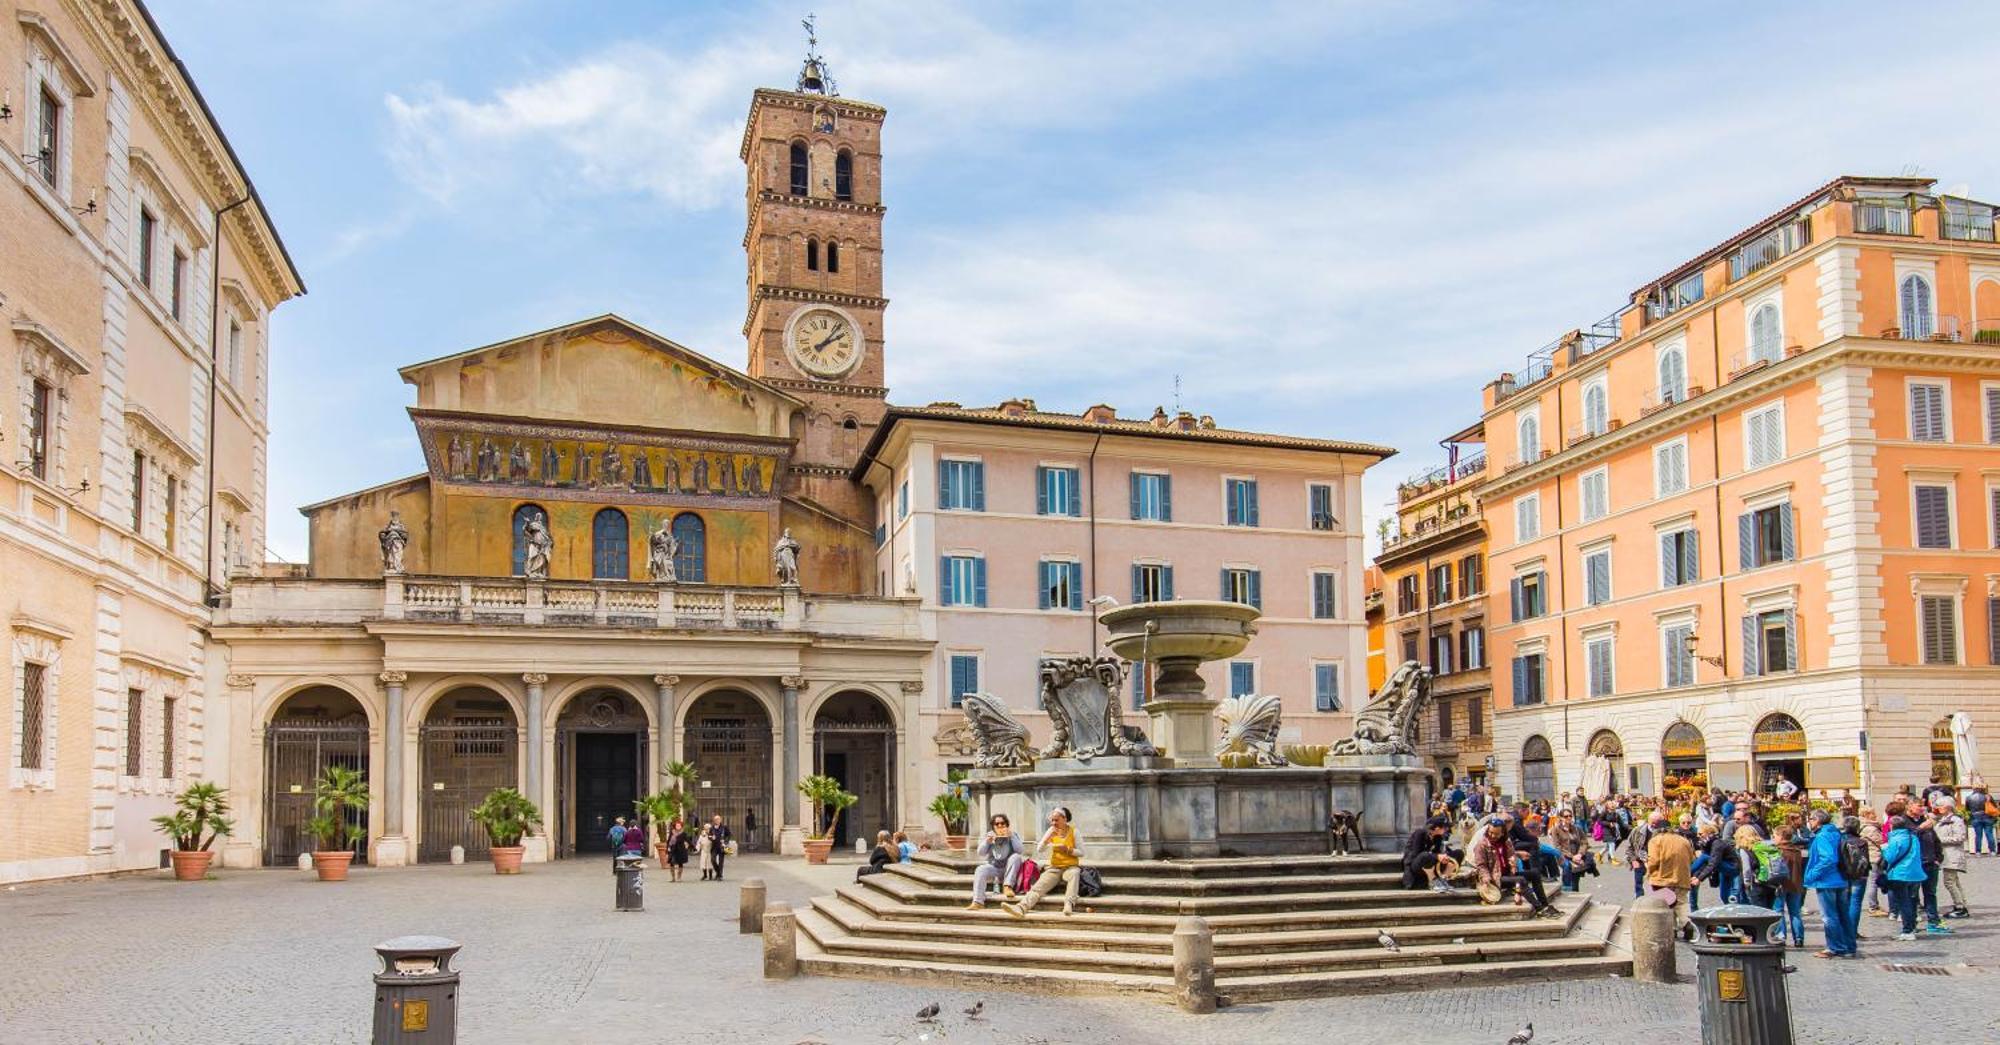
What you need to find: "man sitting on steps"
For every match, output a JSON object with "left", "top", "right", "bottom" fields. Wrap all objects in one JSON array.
[{"left": 1005, "top": 807, "right": 1085, "bottom": 918}]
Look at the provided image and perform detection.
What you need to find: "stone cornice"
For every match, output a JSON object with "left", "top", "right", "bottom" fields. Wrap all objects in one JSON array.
[
  {"left": 18, "top": 9, "right": 99, "bottom": 95},
  {"left": 751, "top": 189, "right": 886, "bottom": 219},
  {"left": 739, "top": 87, "right": 885, "bottom": 160},
  {"left": 743, "top": 284, "right": 889, "bottom": 336},
  {"left": 760, "top": 376, "right": 888, "bottom": 399}
]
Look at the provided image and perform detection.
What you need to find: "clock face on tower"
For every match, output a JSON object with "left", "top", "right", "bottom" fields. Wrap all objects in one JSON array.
[{"left": 786, "top": 307, "right": 862, "bottom": 380}]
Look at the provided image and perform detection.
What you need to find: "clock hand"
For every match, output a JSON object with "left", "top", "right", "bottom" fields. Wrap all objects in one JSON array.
[{"left": 812, "top": 329, "right": 844, "bottom": 352}]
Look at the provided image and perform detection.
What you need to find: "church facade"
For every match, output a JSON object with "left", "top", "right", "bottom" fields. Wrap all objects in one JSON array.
[{"left": 202, "top": 63, "right": 1391, "bottom": 870}]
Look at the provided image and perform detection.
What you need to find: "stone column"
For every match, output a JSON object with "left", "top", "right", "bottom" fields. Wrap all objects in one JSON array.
[
  {"left": 522, "top": 672, "right": 549, "bottom": 863},
  {"left": 221, "top": 674, "right": 260, "bottom": 869},
  {"left": 374, "top": 671, "right": 411, "bottom": 867},
  {"left": 779, "top": 676, "right": 804, "bottom": 855},
  {"left": 652, "top": 674, "right": 679, "bottom": 765}
]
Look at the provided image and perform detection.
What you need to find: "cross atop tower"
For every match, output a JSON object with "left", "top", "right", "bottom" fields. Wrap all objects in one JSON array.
[{"left": 798, "top": 14, "right": 838, "bottom": 96}]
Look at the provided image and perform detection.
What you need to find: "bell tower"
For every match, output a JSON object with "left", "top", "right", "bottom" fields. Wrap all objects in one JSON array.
[{"left": 742, "top": 29, "right": 887, "bottom": 523}]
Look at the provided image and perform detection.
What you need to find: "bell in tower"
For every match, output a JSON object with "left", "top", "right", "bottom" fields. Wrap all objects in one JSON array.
[{"left": 797, "top": 15, "right": 837, "bottom": 96}]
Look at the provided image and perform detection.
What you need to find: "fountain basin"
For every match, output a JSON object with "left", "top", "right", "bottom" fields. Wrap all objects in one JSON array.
[{"left": 1100, "top": 600, "right": 1257, "bottom": 668}]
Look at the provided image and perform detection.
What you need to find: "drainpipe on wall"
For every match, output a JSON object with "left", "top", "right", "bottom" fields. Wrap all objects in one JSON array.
[
  {"left": 202, "top": 194, "right": 252, "bottom": 607},
  {"left": 1087, "top": 430, "right": 1103, "bottom": 656}
]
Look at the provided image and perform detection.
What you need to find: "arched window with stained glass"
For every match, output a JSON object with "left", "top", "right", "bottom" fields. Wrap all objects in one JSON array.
[
  {"left": 592, "top": 508, "right": 629, "bottom": 580},
  {"left": 671, "top": 512, "right": 706, "bottom": 583}
]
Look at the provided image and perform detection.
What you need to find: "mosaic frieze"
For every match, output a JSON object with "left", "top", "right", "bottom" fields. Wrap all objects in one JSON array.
[{"left": 415, "top": 416, "right": 786, "bottom": 506}]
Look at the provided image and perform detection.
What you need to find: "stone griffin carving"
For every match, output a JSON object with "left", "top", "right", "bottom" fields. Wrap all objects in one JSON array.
[
  {"left": 960, "top": 693, "right": 1034, "bottom": 769},
  {"left": 1215, "top": 693, "right": 1289, "bottom": 766},
  {"left": 1330, "top": 660, "right": 1433, "bottom": 757},
  {"left": 1038, "top": 657, "right": 1158, "bottom": 761}
]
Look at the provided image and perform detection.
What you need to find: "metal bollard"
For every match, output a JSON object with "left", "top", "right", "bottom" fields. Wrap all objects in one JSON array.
[
  {"left": 371, "top": 936, "right": 459, "bottom": 1044},
  {"left": 1172, "top": 916, "right": 1216, "bottom": 1014},
  {"left": 1689, "top": 903, "right": 1796, "bottom": 1045},
  {"left": 763, "top": 902, "right": 798, "bottom": 979},
  {"left": 740, "top": 878, "right": 767, "bottom": 934},
  {"left": 614, "top": 853, "right": 645, "bottom": 911},
  {"left": 1629, "top": 895, "right": 1678, "bottom": 984}
]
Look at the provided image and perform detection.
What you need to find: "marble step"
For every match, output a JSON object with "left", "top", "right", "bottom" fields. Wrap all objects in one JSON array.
[
  {"left": 914, "top": 851, "right": 1400, "bottom": 878},
  {"left": 1218, "top": 952, "right": 1636, "bottom": 1004},
  {"left": 885, "top": 861, "right": 1407, "bottom": 895},
  {"left": 858, "top": 869, "right": 1478, "bottom": 916}
]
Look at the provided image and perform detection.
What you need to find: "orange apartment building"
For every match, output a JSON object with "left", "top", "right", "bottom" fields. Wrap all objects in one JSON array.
[
  {"left": 1480, "top": 176, "right": 2000, "bottom": 804},
  {"left": 1377, "top": 426, "right": 1492, "bottom": 787}
]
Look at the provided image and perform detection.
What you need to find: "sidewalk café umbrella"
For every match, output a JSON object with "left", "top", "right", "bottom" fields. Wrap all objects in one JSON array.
[{"left": 1951, "top": 712, "right": 1979, "bottom": 787}]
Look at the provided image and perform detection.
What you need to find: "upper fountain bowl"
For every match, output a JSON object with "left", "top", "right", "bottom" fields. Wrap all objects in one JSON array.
[{"left": 1099, "top": 600, "right": 1259, "bottom": 663}]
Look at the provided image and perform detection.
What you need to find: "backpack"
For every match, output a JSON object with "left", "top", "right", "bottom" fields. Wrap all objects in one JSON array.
[
  {"left": 1754, "top": 845, "right": 1790, "bottom": 885},
  {"left": 608, "top": 825, "right": 626, "bottom": 848},
  {"left": 1013, "top": 858, "right": 1040, "bottom": 893},
  {"left": 1076, "top": 866, "right": 1104, "bottom": 898},
  {"left": 1837, "top": 835, "right": 1871, "bottom": 881}
]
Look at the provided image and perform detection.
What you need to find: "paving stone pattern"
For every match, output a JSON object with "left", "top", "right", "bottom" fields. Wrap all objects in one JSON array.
[{"left": 4, "top": 852, "right": 1999, "bottom": 1044}]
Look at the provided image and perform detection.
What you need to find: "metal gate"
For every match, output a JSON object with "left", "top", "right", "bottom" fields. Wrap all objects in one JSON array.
[
  {"left": 814, "top": 724, "right": 897, "bottom": 849},
  {"left": 420, "top": 718, "right": 518, "bottom": 862},
  {"left": 264, "top": 720, "right": 369, "bottom": 866},
  {"left": 1521, "top": 758, "right": 1556, "bottom": 801},
  {"left": 687, "top": 719, "right": 774, "bottom": 852}
]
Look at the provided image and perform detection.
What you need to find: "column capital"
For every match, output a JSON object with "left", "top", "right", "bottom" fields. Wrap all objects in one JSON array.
[
  {"left": 899, "top": 680, "right": 925, "bottom": 695},
  {"left": 378, "top": 670, "right": 409, "bottom": 685},
  {"left": 653, "top": 673, "right": 681, "bottom": 687},
  {"left": 522, "top": 672, "right": 550, "bottom": 686},
  {"left": 780, "top": 675, "right": 807, "bottom": 690},
  {"left": 224, "top": 674, "right": 255, "bottom": 689}
]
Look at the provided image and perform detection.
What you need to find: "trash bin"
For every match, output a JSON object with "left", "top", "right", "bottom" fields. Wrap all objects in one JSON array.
[
  {"left": 1688, "top": 903, "right": 1795, "bottom": 1045},
  {"left": 371, "top": 935, "right": 460, "bottom": 1044},
  {"left": 614, "top": 853, "right": 645, "bottom": 911}
]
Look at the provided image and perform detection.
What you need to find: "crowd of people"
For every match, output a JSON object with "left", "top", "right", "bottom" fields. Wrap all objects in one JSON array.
[
  {"left": 1407, "top": 775, "right": 1992, "bottom": 958},
  {"left": 606, "top": 813, "right": 735, "bottom": 881}
]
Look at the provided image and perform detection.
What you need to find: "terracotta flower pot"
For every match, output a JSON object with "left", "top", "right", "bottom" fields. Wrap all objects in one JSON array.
[
  {"left": 656, "top": 843, "right": 672, "bottom": 870},
  {"left": 489, "top": 845, "right": 525, "bottom": 875},
  {"left": 311, "top": 851, "right": 354, "bottom": 882},
  {"left": 169, "top": 850, "right": 214, "bottom": 882},
  {"left": 802, "top": 838, "right": 834, "bottom": 865},
  {"left": 946, "top": 835, "right": 969, "bottom": 852}
]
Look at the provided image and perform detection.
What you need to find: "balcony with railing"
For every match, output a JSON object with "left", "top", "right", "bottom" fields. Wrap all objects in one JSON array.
[
  {"left": 1878, "top": 314, "right": 1965, "bottom": 343},
  {"left": 1564, "top": 417, "right": 1625, "bottom": 449},
  {"left": 1396, "top": 451, "right": 1487, "bottom": 503},
  {"left": 1381, "top": 500, "right": 1480, "bottom": 554},
  {"left": 216, "top": 574, "right": 923, "bottom": 640},
  {"left": 1639, "top": 382, "right": 1706, "bottom": 417},
  {"left": 1727, "top": 218, "right": 1811, "bottom": 281}
]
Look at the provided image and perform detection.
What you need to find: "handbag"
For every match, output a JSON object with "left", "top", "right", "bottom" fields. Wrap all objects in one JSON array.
[
  {"left": 724, "top": 839, "right": 739, "bottom": 856},
  {"left": 1013, "top": 858, "right": 1040, "bottom": 893},
  {"left": 1076, "top": 866, "right": 1103, "bottom": 898}
]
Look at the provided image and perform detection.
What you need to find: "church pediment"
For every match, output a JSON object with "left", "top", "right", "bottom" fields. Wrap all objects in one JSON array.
[{"left": 397, "top": 314, "right": 802, "bottom": 439}]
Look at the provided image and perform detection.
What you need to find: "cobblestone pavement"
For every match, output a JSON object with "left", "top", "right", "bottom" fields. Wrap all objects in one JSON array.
[{"left": 5, "top": 849, "right": 2000, "bottom": 1044}]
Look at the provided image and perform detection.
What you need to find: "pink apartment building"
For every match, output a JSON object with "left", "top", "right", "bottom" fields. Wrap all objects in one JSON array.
[
  {"left": 1480, "top": 175, "right": 2000, "bottom": 804},
  {"left": 854, "top": 400, "right": 1390, "bottom": 785}
]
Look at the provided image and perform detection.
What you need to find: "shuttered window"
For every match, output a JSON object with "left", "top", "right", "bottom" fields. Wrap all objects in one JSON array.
[
  {"left": 939, "top": 459, "right": 986, "bottom": 510},
  {"left": 1037, "top": 466, "right": 1081, "bottom": 517},
  {"left": 1131, "top": 563, "right": 1173, "bottom": 603},
  {"left": 1989, "top": 597, "right": 2000, "bottom": 664},
  {"left": 1749, "top": 303, "right": 1782, "bottom": 363},
  {"left": 1229, "top": 661, "right": 1256, "bottom": 698},
  {"left": 1660, "top": 528, "right": 1699, "bottom": 588},
  {"left": 1909, "top": 383, "right": 1947, "bottom": 442},
  {"left": 1511, "top": 654, "right": 1546, "bottom": 706},
  {"left": 1515, "top": 495, "right": 1540, "bottom": 541},
  {"left": 1130, "top": 472, "right": 1171, "bottom": 521},
  {"left": 1991, "top": 489, "right": 2000, "bottom": 549},
  {"left": 1743, "top": 609, "right": 1797, "bottom": 675},
  {"left": 1459, "top": 626, "right": 1485, "bottom": 670},
  {"left": 1038, "top": 560, "right": 1083, "bottom": 611},
  {"left": 1921, "top": 595, "right": 1959, "bottom": 665},
  {"left": 1662, "top": 623, "right": 1694, "bottom": 688},
  {"left": 1580, "top": 469, "right": 1609, "bottom": 522},
  {"left": 1654, "top": 440, "right": 1688, "bottom": 496},
  {"left": 1220, "top": 568, "right": 1262, "bottom": 610},
  {"left": 941, "top": 555, "right": 987, "bottom": 606},
  {"left": 1986, "top": 388, "right": 2000, "bottom": 444},
  {"left": 1746, "top": 404, "right": 1784, "bottom": 468},
  {"left": 125, "top": 688, "right": 144, "bottom": 776},
  {"left": 1914, "top": 484, "right": 1954, "bottom": 549},
  {"left": 1740, "top": 504, "right": 1796, "bottom": 569},
  {"left": 1311, "top": 572, "right": 1338, "bottom": 619},
  {"left": 948, "top": 655, "right": 979, "bottom": 708},
  {"left": 1658, "top": 348, "right": 1687, "bottom": 404},
  {"left": 1429, "top": 629, "right": 1454, "bottom": 674},
  {"left": 1585, "top": 636, "right": 1614, "bottom": 697},
  {"left": 1309, "top": 483, "right": 1337, "bottom": 530},
  {"left": 1458, "top": 554, "right": 1484, "bottom": 596},
  {"left": 1510, "top": 571, "right": 1548, "bottom": 621},
  {"left": 1901, "top": 274, "right": 1935, "bottom": 339},
  {"left": 1582, "top": 383, "right": 1608, "bottom": 436},
  {"left": 1428, "top": 563, "right": 1453, "bottom": 604},
  {"left": 1314, "top": 664, "right": 1340, "bottom": 711},
  {"left": 1583, "top": 549, "right": 1611, "bottom": 605},
  {"left": 1225, "top": 479, "right": 1259, "bottom": 526}
]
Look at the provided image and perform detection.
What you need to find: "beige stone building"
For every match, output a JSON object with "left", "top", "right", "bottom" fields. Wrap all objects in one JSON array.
[{"left": 1, "top": 0, "right": 302, "bottom": 882}]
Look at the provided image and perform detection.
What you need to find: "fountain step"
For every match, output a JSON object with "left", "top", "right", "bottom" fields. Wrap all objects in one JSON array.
[
  {"left": 858, "top": 870, "right": 1476, "bottom": 916},
  {"left": 814, "top": 891, "right": 1589, "bottom": 955},
  {"left": 914, "top": 851, "right": 1402, "bottom": 878},
  {"left": 885, "top": 861, "right": 1407, "bottom": 895}
]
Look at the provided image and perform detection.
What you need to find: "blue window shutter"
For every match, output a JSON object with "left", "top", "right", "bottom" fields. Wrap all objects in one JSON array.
[
  {"left": 1068, "top": 471, "right": 1081, "bottom": 517},
  {"left": 1248, "top": 570, "right": 1262, "bottom": 610},
  {"left": 940, "top": 557, "right": 953, "bottom": 603},
  {"left": 1989, "top": 597, "right": 2000, "bottom": 664},
  {"left": 1684, "top": 530, "right": 1699, "bottom": 584},
  {"left": 1659, "top": 533, "right": 1676, "bottom": 587},
  {"left": 1161, "top": 475, "right": 1173, "bottom": 521},
  {"left": 939, "top": 461, "right": 953, "bottom": 509},
  {"left": 1219, "top": 567, "right": 1231, "bottom": 602},
  {"left": 1738, "top": 512, "right": 1755, "bottom": 570},
  {"left": 974, "top": 558, "right": 988, "bottom": 607},
  {"left": 1037, "top": 561, "right": 1051, "bottom": 610},
  {"left": 1131, "top": 563, "right": 1143, "bottom": 602},
  {"left": 971, "top": 463, "right": 985, "bottom": 511},
  {"left": 1742, "top": 614, "right": 1760, "bottom": 676},
  {"left": 1067, "top": 563, "right": 1083, "bottom": 611},
  {"left": 1780, "top": 607, "right": 1797, "bottom": 670},
  {"left": 1035, "top": 468, "right": 1048, "bottom": 515},
  {"left": 1780, "top": 505, "right": 1796, "bottom": 561},
  {"left": 1511, "top": 656, "right": 1526, "bottom": 705},
  {"left": 1129, "top": 473, "right": 1142, "bottom": 519},
  {"left": 1163, "top": 565, "right": 1175, "bottom": 601},
  {"left": 1510, "top": 577, "right": 1523, "bottom": 622},
  {"left": 1247, "top": 481, "right": 1260, "bottom": 526}
]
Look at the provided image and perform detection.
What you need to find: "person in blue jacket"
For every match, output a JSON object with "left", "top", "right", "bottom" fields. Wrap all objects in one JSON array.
[
  {"left": 1802, "top": 808, "right": 1855, "bottom": 958},
  {"left": 1880, "top": 810, "right": 1928, "bottom": 941}
]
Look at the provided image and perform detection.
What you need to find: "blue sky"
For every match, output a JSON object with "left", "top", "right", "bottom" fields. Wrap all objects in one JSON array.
[{"left": 148, "top": 1, "right": 2000, "bottom": 561}]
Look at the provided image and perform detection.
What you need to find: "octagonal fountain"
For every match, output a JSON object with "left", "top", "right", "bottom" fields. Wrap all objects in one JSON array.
[{"left": 961, "top": 600, "right": 1434, "bottom": 859}]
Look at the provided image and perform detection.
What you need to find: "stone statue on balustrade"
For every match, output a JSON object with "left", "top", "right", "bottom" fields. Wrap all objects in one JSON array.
[
  {"left": 648, "top": 520, "right": 678, "bottom": 583},
  {"left": 1215, "top": 693, "right": 1288, "bottom": 766},
  {"left": 377, "top": 510, "right": 409, "bottom": 575},
  {"left": 1039, "top": 657, "right": 1158, "bottom": 761},
  {"left": 960, "top": 693, "right": 1034, "bottom": 769},
  {"left": 772, "top": 528, "right": 801, "bottom": 587},
  {"left": 522, "top": 512, "right": 554, "bottom": 580},
  {"left": 1329, "top": 660, "right": 1433, "bottom": 758}
]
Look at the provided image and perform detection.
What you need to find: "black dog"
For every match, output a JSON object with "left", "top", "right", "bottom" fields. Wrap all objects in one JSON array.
[{"left": 1329, "top": 810, "right": 1363, "bottom": 855}]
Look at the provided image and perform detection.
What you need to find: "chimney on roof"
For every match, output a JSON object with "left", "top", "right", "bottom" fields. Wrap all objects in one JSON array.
[
  {"left": 997, "top": 398, "right": 1029, "bottom": 417},
  {"left": 1173, "top": 410, "right": 1198, "bottom": 432},
  {"left": 1020, "top": 398, "right": 1037, "bottom": 412},
  {"left": 1197, "top": 414, "right": 1216, "bottom": 429},
  {"left": 1083, "top": 403, "right": 1117, "bottom": 424},
  {"left": 1150, "top": 406, "right": 1170, "bottom": 428}
]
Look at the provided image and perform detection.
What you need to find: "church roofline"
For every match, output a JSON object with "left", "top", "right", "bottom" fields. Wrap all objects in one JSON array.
[
  {"left": 297, "top": 472, "right": 427, "bottom": 515},
  {"left": 394, "top": 312, "right": 807, "bottom": 409}
]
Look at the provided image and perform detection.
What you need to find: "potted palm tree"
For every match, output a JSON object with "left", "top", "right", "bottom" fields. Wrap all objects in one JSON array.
[
  {"left": 470, "top": 786, "right": 543, "bottom": 874},
  {"left": 797, "top": 773, "right": 858, "bottom": 864},
  {"left": 634, "top": 790, "right": 684, "bottom": 869},
  {"left": 152, "top": 781, "right": 233, "bottom": 881},
  {"left": 929, "top": 769, "right": 971, "bottom": 850},
  {"left": 305, "top": 765, "right": 369, "bottom": 881}
]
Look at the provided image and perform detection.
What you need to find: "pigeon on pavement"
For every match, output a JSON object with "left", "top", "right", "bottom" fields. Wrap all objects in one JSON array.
[
  {"left": 963, "top": 1001, "right": 985, "bottom": 1020},
  {"left": 1376, "top": 930, "right": 1400, "bottom": 952},
  {"left": 1506, "top": 1022, "right": 1534, "bottom": 1045},
  {"left": 916, "top": 1003, "right": 941, "bottom": 1022}
]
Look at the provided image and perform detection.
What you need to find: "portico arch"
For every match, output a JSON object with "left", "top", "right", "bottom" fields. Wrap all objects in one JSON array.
[
  {"left": 813, "top": 689, "right": 898, "bottom": 848},
  {"left": 418, "top": 685, "right": 519, "bottom": 862},
  {"left": 552, "top": 683, "right": 654, "bottom": 858},
  {"left": 262, "top": 683, "right": 372, "bottom": 867},
  {"left": 681, "top": 687, "right": 775, "bottom": 852}
]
